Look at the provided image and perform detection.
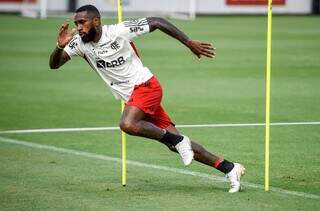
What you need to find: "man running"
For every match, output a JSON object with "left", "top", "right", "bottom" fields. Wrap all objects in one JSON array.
[{"left": 49, "top": 4, "right": 245, "bottom": 193}]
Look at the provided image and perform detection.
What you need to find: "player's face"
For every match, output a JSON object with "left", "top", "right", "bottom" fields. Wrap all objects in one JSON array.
[{"left": 74, "top": 11, "right": 98, "bottom": 43}]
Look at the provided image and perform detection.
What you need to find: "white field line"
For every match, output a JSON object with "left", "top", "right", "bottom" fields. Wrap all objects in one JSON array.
[
  {"left": 0, "top": 121, "right": 320, "bottom": 134},
  {"left": 0, "top": 136, "right": 319, "bottom": 200}
]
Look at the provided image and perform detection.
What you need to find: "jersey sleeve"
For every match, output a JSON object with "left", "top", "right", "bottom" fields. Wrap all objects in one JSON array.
[
  {"left": 64, "top": 35, "right": 84, "bottom": 58},
  {"left": 115, "top": 18, "right": 150, "bottom": 40}
]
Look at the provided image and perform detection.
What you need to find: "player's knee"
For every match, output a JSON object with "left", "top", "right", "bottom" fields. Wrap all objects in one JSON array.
[
  {"left": 119, "top": 120, "right": 131, "bottom": 133},
  {"left": 119, "top": 120, "right": 140, "bottom": 135}
]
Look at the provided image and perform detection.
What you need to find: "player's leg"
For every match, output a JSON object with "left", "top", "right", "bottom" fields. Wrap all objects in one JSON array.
[
  {"left": 164, "top": 122, "right": 245, "bottom": 193},
  {"left": 151, "top": 106, "right": 224, "bottom": 168},
  {"left": 164, "top": 124, "right": 221, "bottom": 166},
  {"left": 120, "top": 105, "right": 244, "bottom": 192},
  {"left": 119, "top": 105, "right": 163, "bottom": 140},
  {"left": 165, "top": 125, "right": 235, "bottom": 172},
  {"left": 119, "top": 105, "right": 194, "bottom": 165}
]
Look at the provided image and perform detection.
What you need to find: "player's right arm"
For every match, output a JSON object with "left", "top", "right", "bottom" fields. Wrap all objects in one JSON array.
[{"left": 49, "top": 22, "right": 75, "bottom": 69}]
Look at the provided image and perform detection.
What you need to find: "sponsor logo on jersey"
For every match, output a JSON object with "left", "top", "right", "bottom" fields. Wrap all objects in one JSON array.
[
  {"left": 96, "top": 59, "right": 106, "bottom": 68},
  {"left": 124, "top": 19, "right": 148, "bottom": 35},
  {"left": 123, "top": 19, "right": 148, "bottom": 27},
  {"left": 97, "top": 49, "right": 108, "bottom": 55},
  {"left": 96, "top": 56, "right": 125, "bottom": 69},
  {"left": 129, "top": 26, "right": 144, "bottom": 33},
  {"left": 110, "top": 80, "right": 129, "bottom": 86}
]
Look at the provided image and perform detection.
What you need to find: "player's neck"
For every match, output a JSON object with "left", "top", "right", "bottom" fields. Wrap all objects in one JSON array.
[{"left": 92, "top": 26, "right": 102, "bottom": 43}]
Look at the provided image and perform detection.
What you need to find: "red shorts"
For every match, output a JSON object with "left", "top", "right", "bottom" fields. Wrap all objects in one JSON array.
[{"left": 126, "top": 76, "right": 174, "bottom": 129}]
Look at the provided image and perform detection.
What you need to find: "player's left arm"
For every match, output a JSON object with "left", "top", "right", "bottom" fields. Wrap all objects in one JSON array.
[{"left": 146, "top": 17, "right": 216, "bottom": 59}]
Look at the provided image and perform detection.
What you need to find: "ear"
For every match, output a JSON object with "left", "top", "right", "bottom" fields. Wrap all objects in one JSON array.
[{"left": 93, "top": 17, "right": 100, "bottom": 26}]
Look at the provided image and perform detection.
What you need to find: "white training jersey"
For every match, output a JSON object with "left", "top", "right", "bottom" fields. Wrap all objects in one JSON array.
[{"left": 64, "top": 18, "right": 153, "bottom": 101}]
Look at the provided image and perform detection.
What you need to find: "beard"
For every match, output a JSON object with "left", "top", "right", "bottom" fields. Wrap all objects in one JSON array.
[{"left": 81, "top": 27, "right": 97, "bottom": 43}]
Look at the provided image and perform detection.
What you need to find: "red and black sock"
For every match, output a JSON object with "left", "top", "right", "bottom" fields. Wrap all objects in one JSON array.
[
  {"left": 213, "top": 159, "right": 234, "bottom": 174},
  {"left": 161, "top": 130, "right": 183, "bottom": 146}
]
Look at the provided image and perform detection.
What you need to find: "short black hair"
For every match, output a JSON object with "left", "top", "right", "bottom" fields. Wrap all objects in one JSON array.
[{"left": 75, "top": 4, "right": 100, "bottom": 18}]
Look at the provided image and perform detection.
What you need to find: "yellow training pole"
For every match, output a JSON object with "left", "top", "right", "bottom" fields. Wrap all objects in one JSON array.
[
  {"left": 121, "top": 101, "right": 127, "bottom": 187},
  {"left": 265, "top": 0, "right": 273, "bottom": 192},
  {"left": 117, "top": 0, "right": 127, "bottom": 187}
]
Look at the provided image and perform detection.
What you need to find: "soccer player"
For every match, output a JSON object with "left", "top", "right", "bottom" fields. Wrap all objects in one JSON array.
[{"left": 49, "top": 4, "right": 245, "bottom": 193}]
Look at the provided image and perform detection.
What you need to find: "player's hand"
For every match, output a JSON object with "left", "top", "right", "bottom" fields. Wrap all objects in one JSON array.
[
  {"left": 57, "top": 21, "right": 76, "bottom": 48},
  {"left": 186, "top": 40, "right": 216, "bottom": 59}
]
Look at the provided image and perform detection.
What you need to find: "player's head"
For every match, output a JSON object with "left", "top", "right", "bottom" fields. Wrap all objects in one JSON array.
[{"left": 74, "top": 4, "right": 101, "bottom": 43}]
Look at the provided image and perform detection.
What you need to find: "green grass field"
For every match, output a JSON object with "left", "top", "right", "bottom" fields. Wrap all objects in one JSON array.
[{"left": 0, "top": 15, "right": 319, "bottom": 210}]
